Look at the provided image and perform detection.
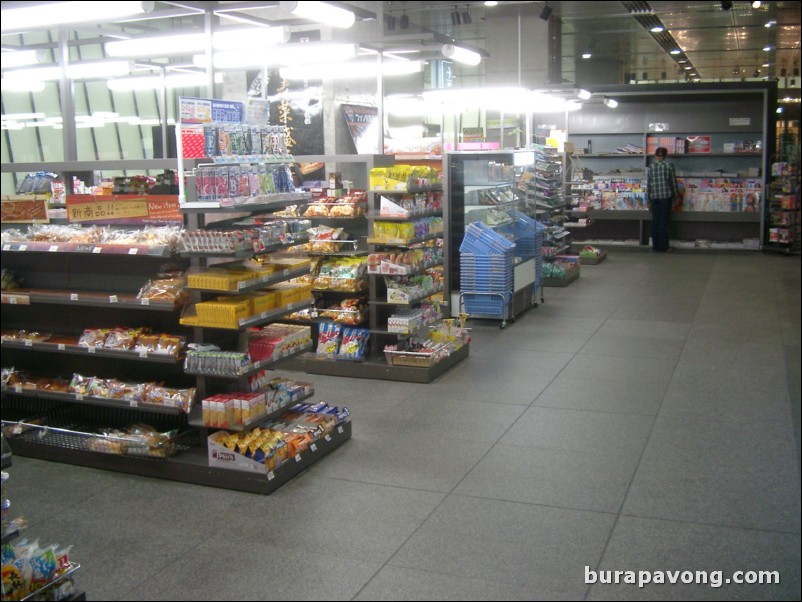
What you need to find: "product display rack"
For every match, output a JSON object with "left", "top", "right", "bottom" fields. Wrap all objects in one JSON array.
[
  {"left": 764, "top": 158, "right": 801, "bottom": 254},
  {"left": 562, "top": 82, "right": 775, "bottom": 249}
]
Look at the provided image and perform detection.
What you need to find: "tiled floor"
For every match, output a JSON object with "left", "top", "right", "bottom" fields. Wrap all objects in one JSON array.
[{"left": 6, "top": 251, "right": 801, "bottom": 601}]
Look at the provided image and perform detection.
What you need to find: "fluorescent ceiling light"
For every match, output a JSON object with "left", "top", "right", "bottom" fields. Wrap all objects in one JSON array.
[
  {"left": 484, "top": 1, "right": 499, "bottom": 6},
  {"left": 575, "top": 88, "right": 592, "bottom": 100},
  {"left": 108, "top": 72, "right": 223, "bottom": 91},
  {"left": 280, "top": 60, "right": 423, "bottom": 80},
  {"left": 1, "top": 79, "right": 46, "bottom": 92},
  {"left": 603, "top": 97, "right": 618, "bottom": 108},
  {"left": 1, "top": 1, "right": 154, "bottom": 33},
  {"left": 763, "top": 46, "right": 772, "bottom": 51},
  {"left": 105, "top": 27, "right": 288, "bottom": 58},
  {"left": 195, "top": 43, "right": 357, "bottom": 69},
  {"left": 670, "top": 49, "right": 681, "bottom": 55},
  {"left": 1, "top": 112, "right": 45, "bottom": 121},
  {"left": 650, "top": 26, "right": 664, "bottom": 33},
  {"left": 764, "top": 20, "right": 776, "bottom": 27},
  {"left": 441, "top": 44, "right": 481, "bottom": 66},
  {"left": 279, "top": 1, "right": 355, "bottom": 29},
  {"left": 4, "top": 60, "right": 132, "bottom": 82},
  {"left": 752, "top": 1, "right": 762, "bottom": 7},
  {"left": 582, "top": 52, "right": 592, "bottom": 59},
  {"left": 1, "top": 49, "right": 47, "bottom": 69}
]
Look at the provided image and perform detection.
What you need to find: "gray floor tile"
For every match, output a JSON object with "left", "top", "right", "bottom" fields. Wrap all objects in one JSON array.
[
  {"left": 660, "top": 383, "right": 792, "bottom": 424},
  {"left": 354, "top": 566, "right": 536, "bottom": 601},
  {"left": 610, "top": 300, "right": 699, "bottom": 323},
  {"left": 120, "top": 540, "right": 380, "bottom": 601},
  {"left": 624, "top": 416, "right": 802, "bottom": 532},
  {"left": 595, "top": 319, "right": 691, "bottom": 340},
  {"left": 686, "top": 322, "right": 784, "bottom": 345},
  {"left": 670, "top": 359, "right": 789, "bottom": 400},
  {"left": 680, "top": 338, "right": 787, "bottom": 367},
  {"left": 533, "top": 376, "right": 665, "bottom": 416},
  {"left": 391, "top": 495, "right": 616, "bottom": 599},
  {"left": 500, "top": 407, "right": 654, "bottom": 456},
  {"left": 588, "top": 516, "right": 801, "bottom": 601},
  {"left": 305, "top": 430, "right": 493, "bottom": 492},
  {"left": 455, "top": 444, "right": 640, "bottom": 512},
  {"left": 580, "top": 333, "right": 686, "bottom": 359},
  {"left": 561, "top": 354, "right": 677, "bottom": 386}
]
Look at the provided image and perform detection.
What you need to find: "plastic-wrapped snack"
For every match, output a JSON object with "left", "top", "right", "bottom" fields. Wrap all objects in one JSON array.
[
  {"left": 338, "top": 327, "right": 369, "bottom": 360},
  {"left": 78, "top": 328, "right": 108, "bottom": 348},
  {"left": 28, "top": 545, "right": 58, "bottom": 593},
  {"left": 107, "top": 379, "right": 127, "bottom": 399},
  {"left": 103, "top": 328, "right": 139, "bottom": 350},
  {"left": 1, "top": 368, "right": 16, "bottom": 386},
  {"left": 137, "top": 271, "right": 187, "bottom": 303},
  {"left": 303, "top": 202, "right": 330, "bottom": 217},
  {"left": 68, "top": 373, "right": 92, "bottom": 396},
  {"left": 155, "top": 335, "right": 184, "bottom": 356},
  {"left": 316, "top": 322, "right": 341, "bottom": 356},
  {"left": 86, "top": 377, "right": 112, "bottom": 398},
  {"left": 103, "top": 229, "right": 141, "bottom": 245},
  {"left": 133, "top": 334, "right": 160, "bottom": 354}
]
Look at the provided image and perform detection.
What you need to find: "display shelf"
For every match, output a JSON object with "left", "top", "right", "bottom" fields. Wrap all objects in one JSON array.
[
  {"left": 579, "top": 251, "right": 608, "bottom": 265},
  {"left": 282, "top": 344, "right": 468, "bottom": 384},
  {"left": 0, "top": 290, "right": 182, "bottom": 311},
  {"left": 367, "top": 209, "right": 443, "bottom": 221},
  {"left": 187, "top": 390, "right": 314, "bottom": 431},
  {"left": 185, "top": 265, "right": 311, "bottom": 295},
  {"left": 369, "top": 286, "right": 444, "bottom": 306},
  {"left": 543, "top": 272, "right": 580, "bottom": 287},
  {"left": 184, "top": 344, "right": 313, "bottom": 378},
  {"left": 0, "top": 242, "right": 172, "bottom": 257},
  {"left": 180, "top": 298, "right": 313, "bottom": 331},
  {"left": 367, "top": 233, "right": 443, "bottom": 247},
  {"left": 179, "top": 235, "right": 309, "bottom": 258},
  {"left": 14, "top": 562, "right": 82, "bottom": 602},
  {"left": 543, "top": 245, "right": 571, "bottom": 257},
  {"left": 369, "top": 314, "right": 445, "bottom": 339},
  {"left": 312, "top": 287, "right": 369, "bottom": 296},
  {"left": 0, "top": 385, "right": 186, "bottom": 415},
  {"left": 6, "top": 419, "right": 352, "bottom": 495},
  {"left": 368, "top": 261, "right": 444, "bottom": 278},
  {"left": 371, "top": 185, "right": 443, "bottom": 194},
  {"left": 0, "top": 338, "right": 183, "bottom": 363},
  {"left": 179, "top": 192, "right": 312, "bottom": 213}
]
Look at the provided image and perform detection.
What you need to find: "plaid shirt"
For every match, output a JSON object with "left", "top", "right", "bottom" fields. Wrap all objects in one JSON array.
[{"left": 647, "top": 160, "right": 678, "bottom": 200}]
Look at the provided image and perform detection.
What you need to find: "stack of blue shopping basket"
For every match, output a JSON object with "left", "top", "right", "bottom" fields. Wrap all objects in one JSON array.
[{"left": 459, "top": 222, "right": 515, "bottom": 321}]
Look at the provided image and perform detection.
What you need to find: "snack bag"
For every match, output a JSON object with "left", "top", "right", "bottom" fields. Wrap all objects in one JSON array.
[
  {"left": 338, "top": 327, "right": 369, "bottom": 360},
  {"left": 316, "top": 323, "right": 341, "bottom": 356}
]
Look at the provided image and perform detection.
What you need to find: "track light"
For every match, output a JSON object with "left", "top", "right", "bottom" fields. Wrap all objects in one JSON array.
[
  {"left": 400, "top": 13, "right": 409, "bottom": 29},
  {"left": 386, "top": 15, "right": 396, "bottom": 30},
  {"left": 442, "top": 44, "right": 482, "bottom": 66},
  {"left": 763, "top": 45, "right": 772, "bottom": 52},
  {"left": 670, "top": 49, "right": 681, "bottom": 55},
  {"left": 451, "top": 6, "right": 461, "bottom": 25},
  {"left": 752, "top": 1, "right": 762, "bottom": 7},
  {"left": 540, "top": 2, "right": 552, "bottom": 21},
  {"left": 603, "top": 97, "right": 618, "bottom": 108},
  {"left": 575, "top": 88, "right": 591, "bottom": 100},
  {"left": 776, "top": 107, "right": 784, "bottom": 114},
  {"left": 650, "top": 26, "right": 664, "bottom": 33},
  {"left": 582, "top": 52, "right": 592, "bottom": 59},
  {"left": 753, "top": 69, "right": 760, "bottom": 77}
]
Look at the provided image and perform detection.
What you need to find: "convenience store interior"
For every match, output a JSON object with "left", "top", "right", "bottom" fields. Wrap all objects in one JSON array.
[{"left": 2, "top": 1, "right": 802, "bottom": 600}]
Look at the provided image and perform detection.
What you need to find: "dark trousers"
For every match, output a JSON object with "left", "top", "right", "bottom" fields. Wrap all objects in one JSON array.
[{"left": 650, "top": 197, "right": 672, "bottom": 251}]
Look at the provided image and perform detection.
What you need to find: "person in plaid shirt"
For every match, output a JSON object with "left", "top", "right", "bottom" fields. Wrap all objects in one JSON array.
[{"left": 646, "top": 147, "right": 678, "bottom": 252}]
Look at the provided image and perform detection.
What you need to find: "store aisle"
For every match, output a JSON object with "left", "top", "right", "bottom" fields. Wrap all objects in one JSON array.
[{"left": 8, "top": 251, "right": 801, "bottom": 601}]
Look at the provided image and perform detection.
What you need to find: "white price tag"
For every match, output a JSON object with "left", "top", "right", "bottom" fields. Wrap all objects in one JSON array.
[
  {"left": 128, "top": 248, "right": 139, "bottom": 255},
  {"left": 9, "top": 297, "right": 17, "bottom": 305},
  {"left": 92, "top": 247, "right": 103, "bottom": 254},
  {"left": 87, "top": 346, "right": 96, "bottom": 354},
  {"left": 49, "top": 245, "right": 59, "bottom": 252},
  {"left": 2, "top": 245, "right": 10, "bottom": 251},
  {"left": 140, "top": 298, "right": 150, "bottom": 306},
  {"left": 109, "top": 295, "right": 118, "bottom": 303},
  {"left": 24, "top": 339, "right": 33, "bottom": 347},
  {"left": 12, "top": 426, "right": 22, "bottom": 435},
  {"left": 18, "top": 245, "right": 27, "bottom": 251},
  {"left": 324, "top": 434, "right": 332, "bottom": 443},
  {"left": 338, "top": 426, "right": 344, "bottom": 434},
  {"left": 139, "top": 349, "right": 148, "bottom": 358},
  {"left": 70, "top": 293, "right": 79, "bottom": 301},
  {"left": 295, "top": 454, "right": 302, "bottom": 463},
  {"left": 267, "top": 471, "right": 275, "bottom": 481},
  {"left": 58, "top": 344, "right": 66, "bottom": 351},
  {"left": 14, "top": 385, "right": 22, "bottom": 393},
  {"left": 130, "top": 400, "right": 138, "bottom": 408},
  {"left": 76, "top": 394, "right": 84, "bottom": 401}
]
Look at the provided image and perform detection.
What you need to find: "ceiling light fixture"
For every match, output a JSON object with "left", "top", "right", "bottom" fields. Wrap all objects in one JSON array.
[
  {"left": 106, "top": 27, "right": 289, "bottom": 58},
  {"left": 603, "top": 97, "right": 618, "bottom": 108},
  {"left": 582, "top": 52, "right": 592, "bottom": 59},
  {"left": 278, "top": 1, "right": 355, "bottom": 29},
  {"left": 752, "top": 1, "right": 762, "bottom": 7},
  {"left": 776, "top": 107, "right": 784, "bottom": 113},
  {"left": 462, "top": 6, "right": 472, "bottom": 25},
  {"left": 1, "top": 1, "right": 153, "bottom": 33},
  {"left": 280, "top": 60, "right": 423, "bottom": 81},
  {"left": 0, "top": 49, "right": 48, "bottom": 69},
  {"left": 670, "top": 49, "right": 681, "bottom": 55},
  {"left": 108, "top": 72, "right": 224, "bottom": 91},
  {"left": 451, "top": 6, "right": 461, "bottom": 26},
  {"left": 195, "top": 43, "right": 358, "bottom": 69},
  {"left": 484, "top": 1, "right": 499, "bottom": 6},
  {"left": 650, "top": 26, "right": 665, "bottom": 33},
  {"left": 4, "top": 60, "right": 132, "bottom": 82},
  {"left": 400, "top": 12, "right": 409, "bottom": 29},
  {"left": 540, "top": 2, "right": 553, "bottom": 21},
  {"left": 764, "top": 20, "right": 777, "bottom": 27},
  {"left": 763, "top": 45, "right": 772, "bottom": 52},
  {"left": 0, "top": 79, "right": 46, "bottom": 92},
  {"left": 575, "top": 88, "right": 592, "bottom": 100},
  {"left": 441, "top": 44, "right": 482, "bottom": 66}
]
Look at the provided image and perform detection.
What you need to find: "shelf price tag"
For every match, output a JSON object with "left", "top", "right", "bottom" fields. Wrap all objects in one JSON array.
[
  {"left": 310, "top": 443, "right": 318, "bottom": 453},
  {"left": 70, "top": 293, "right": 80, "bottom": 301},
  {"left": 295, "top": 454, "right": 302, "bottom": 463},
  {"left": 92, "top": 247, "right": 103, "bottom": 254},
  {"left": 18, "top": 245, "right": 27, "bottom": 251},
  {"left": 109, "top": 295, "right": 118, "bottom": 303},
  {"left": 87, "top": 346, "right": 96, "bottom": 354},
  {"left": 128, "top": 248, "right": 139, "bottom": 255},
  {"left": 24, "top": 339, "right": 33, "bottom": 347},
  {"left": 138, "top": 349, "right": 148, "bottom": 358},
  {"left": 130, "top": 400, "right": 138, "bottom": 408},
  {"left": 14, "top": 385, "right": 23, "bottom": 394},
  {"left": 140, "top": 298, "right": 150, "bottom": 306},
  {"left": 9, "top": 296, "right": 17, "bottom": 305},
  {"left": 76, "top": 394, "right": 84, "bottom": 401},
  {"left": 49, "top": 245, "right": 59, "bottom": 252},
  {"left": 267, "top": 471, "right": 275, "bottom": 481},
  {"left": 58, "top": 344, "right": 66, "bottom": 351},
  {"left": 2, "top": 245, "right": 10, "bottom": 251},
  {"left": 338, "top": 426, "right": 344, "bottom": 434},
  {"left": 324, "top": 434, "right": 332, "bottom": 443}
]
